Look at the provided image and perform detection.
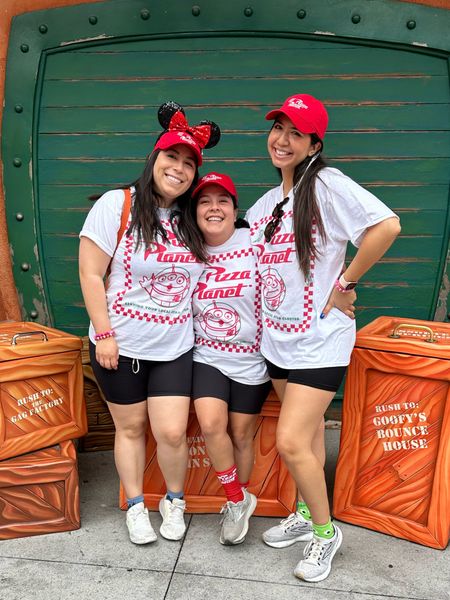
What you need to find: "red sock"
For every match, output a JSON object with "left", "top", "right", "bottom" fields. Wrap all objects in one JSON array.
[{"left": 216, "top": 465, "right": 244, "bottom": 504}]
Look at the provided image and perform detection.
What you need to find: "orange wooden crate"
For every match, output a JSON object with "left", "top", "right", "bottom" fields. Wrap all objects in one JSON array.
[
  {"left": 0, "top": 322, "right": 87, "bottom": 460},
  {"left": 333, "top": 317, "right": 450, "bottom": 549},
  {"left": 119, "top": 394, "right": 296, "bottom": 517},
  {"left": 0, "top": 439, "right": 80, "bottom": 539}
]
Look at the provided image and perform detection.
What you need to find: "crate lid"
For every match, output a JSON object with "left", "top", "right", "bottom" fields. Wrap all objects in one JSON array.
[
  {"left": 355, "top": 316, "right": 450, "bottom": 360},
  {"left": 0, "top": 322, "right": 82, "bottom": 362}
]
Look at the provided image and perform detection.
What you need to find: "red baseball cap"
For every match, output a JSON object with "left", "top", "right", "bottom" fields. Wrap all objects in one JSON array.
[
  {"left": 265, "top": 94, "right": 328, "bottom": 140},
  {"left": 154, "top": 131, "right": 203, "bottom": 165},
  {"left": 192, "top": 172, "right": 238, "bottom": 205}
]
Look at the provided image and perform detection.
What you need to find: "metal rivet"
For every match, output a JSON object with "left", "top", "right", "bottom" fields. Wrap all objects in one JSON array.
[
  {"left": 39, "top": 24, "right": 48, "bottom": 34},
  {"left": 30, "top": 310, "right": 38, "bottom": 319},
  {"left": 20, "top": 44, "right": 29, "bottom": 53},
  {"left": 244, "top": 7, "right": 253, "bottom": 16},
  {"left": 407, "top": 20, "right": 416, "bottom": 30},
  {"left": 140, "top": 9, "right": 150, "bottom": 20},
  {"left": 21, "top": 263, "right": 30, "bottom": 272},
  {"left": 13, "top": 158, "right": 22, "bottom": 167},
  {"left": 16, "top": 213, "right": 24, "bottom": 221},
  {"left": 192, "top": 5, "right": 200, "bottom": 16},
  {"left": 297, "top": 9, "right": 306, "bottom": 19},
  {"left": 89, "top": 16, "right": 98, "bottom": 25},
  {"left": 352, "top": 14, "right": 361, "bottom": 24},
  {"left": 14, "top": 104, "right": 23, "bottom": 113}
]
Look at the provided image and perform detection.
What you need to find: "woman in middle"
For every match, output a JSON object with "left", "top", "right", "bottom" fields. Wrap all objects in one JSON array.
[{"left": 190, "top": 172, "right": 272, "bottom": 546}]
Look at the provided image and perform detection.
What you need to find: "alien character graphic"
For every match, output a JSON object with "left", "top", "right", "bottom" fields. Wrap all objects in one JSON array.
[
  {"left": 197, "top": 301, "right": 241, "bottom": 342},
  {"left": 261, "top": 267, "right": 286, "bottom": 311},
  {"left": 140, "top": 266, "right": 190, "bottom": 308}
]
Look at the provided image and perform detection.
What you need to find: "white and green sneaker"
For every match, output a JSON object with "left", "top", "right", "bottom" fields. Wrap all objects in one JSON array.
[
  {"left": 262, "top": 512, "right": 313, "bottom": 548},
  {"left": 294, "top": 525, "right": 343, "bottom": 582}
]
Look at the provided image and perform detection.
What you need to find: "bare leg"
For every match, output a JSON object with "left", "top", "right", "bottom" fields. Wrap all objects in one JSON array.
[
  {"left": 228, "top": 412, "right": 259, "bottom": 484},
  {"left": 107, "top": 400, "right": 148, "bottom": 499},
  {"left": 194, "top": 397, "right": 234, "bottom": 471},
  {"left": 272, "top": 378, "right": 325, "bottom": 506},
  {"left": 147, "top": 395, "right": 190, "bottom": 493},
  {"left": 276, "top": 383, "right": 334, "bottom": 524}
]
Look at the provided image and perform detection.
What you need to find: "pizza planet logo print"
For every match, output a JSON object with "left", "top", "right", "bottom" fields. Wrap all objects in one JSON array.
[
  {"left": 261, "top": 267, "right": 286, "bottom": 310},
  {"left": 288, "top": 98, "right": 309, "bottom": 110},
  {"left": 178, "top": 133, "right": 196, "bottom": 146},
  {"left": 197, "top": 301, "right": 241, "bottom": 341},
  {"left": 140, "top": 266, "right": 190, "bottom": 307}
]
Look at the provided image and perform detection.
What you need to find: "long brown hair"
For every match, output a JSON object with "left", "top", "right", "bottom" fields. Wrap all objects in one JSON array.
[
  {"left": 292, "top": 135, "right": 327, "bottom": 277},
  {"left": 90, "top": 149, "right": 208, "bottom": 263}
]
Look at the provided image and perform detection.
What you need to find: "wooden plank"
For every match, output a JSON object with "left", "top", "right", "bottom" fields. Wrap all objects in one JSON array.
[
  {"left": 40, "top": 77, "right": 450, "bottom": 107},
  {"left": 39, "top": 104, "right": 450, "bottom": 134},
  {"left": 37, "top": 183, "right": 450, "bottom": 211},
  {"left": 38, "top": 131, "right": 450, "bottom": 159},
  {"left": 44, "top": 47, "right": 447, "bottom": 79},
  {"left": 37, "top": 158, "right": 450, "bottom": 185}
]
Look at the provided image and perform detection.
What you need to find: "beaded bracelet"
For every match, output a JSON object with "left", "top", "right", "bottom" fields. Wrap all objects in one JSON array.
[{"left": 94, "top": 329, "right": 115, "bottom": 341}]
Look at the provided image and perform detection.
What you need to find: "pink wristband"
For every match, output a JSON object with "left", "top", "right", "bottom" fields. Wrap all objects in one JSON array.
[{"left": 94, "top": 329, "right": 115, "bottom": 341}]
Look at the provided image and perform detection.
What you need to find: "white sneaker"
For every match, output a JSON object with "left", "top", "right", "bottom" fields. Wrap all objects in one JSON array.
[
  {"left": 219, "top": 489, "right": 257, "bottom": 546},
  {"left": 262, "top": 511, "right": 313, "bottom": 548},
  {"left": 126, "top": 502, "right": 157, "bottom": 544},
  {"left": 294, "top": 525, "right": 343, "bottom": 582},
  {"left": 159, "top": 497, "right": 186, "bottom": 540}
]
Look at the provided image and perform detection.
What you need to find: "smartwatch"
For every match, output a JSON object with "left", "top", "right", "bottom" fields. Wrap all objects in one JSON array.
[{"left": 335, "top": 273, "right": 358, "bottom": 293}]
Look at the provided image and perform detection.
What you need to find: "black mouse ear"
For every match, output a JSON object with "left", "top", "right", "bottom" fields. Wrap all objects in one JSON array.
[
  {"left": 158, "top": 101, "right": 185, "bottom": 129},
  {"left": 199, "top": 120, "right": 221, "bottom": 149}
]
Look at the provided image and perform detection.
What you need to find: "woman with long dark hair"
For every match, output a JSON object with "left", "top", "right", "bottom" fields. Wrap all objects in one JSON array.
[
  {"left": 246, "top": 94, "right": 400, "bottom": 582},
  {"left": 79, "top": 102, "right": 220, "bottom": 545}
]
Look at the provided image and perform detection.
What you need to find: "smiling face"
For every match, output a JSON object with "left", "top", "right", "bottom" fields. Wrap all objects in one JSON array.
[
  {"left": 153, "top": 144, "right": 197, "bottom": 207},
  {"left": 196, "top": 184, "right": 238, "bottom": 246},
  {"left": 267, "top": 114, "right": 322, "bottom": 186}
]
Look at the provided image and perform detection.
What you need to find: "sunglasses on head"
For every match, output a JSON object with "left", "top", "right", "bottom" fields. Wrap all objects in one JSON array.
[{"left": 264, "top": 197, "right": 289, "bottom": 243}]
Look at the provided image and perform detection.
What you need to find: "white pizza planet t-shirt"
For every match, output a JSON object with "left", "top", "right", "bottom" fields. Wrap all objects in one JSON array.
[
  {"left": 80, "top": 188, "right": 204, "bottom": 360},
  {"left": 192, "top": 228, "right": 269, "bottom": 385},
  {"left": 245, "top": 167, "right": 398, "bottom": 369}
]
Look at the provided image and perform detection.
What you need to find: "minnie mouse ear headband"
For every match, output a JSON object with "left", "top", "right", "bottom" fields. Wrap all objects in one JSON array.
[
  {"left": 154, "top": 101, "right": 221, "bottom": 166},
  {"left": 265, "top": 94, "right": 328, "bottom": 141},
  {"left": 192, "top": 172, "right": 238, "bottom": 206}
]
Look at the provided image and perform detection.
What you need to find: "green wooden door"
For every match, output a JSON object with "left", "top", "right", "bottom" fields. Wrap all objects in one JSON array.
[{"left": 2, "top": 0, "right": 450, "bottom": 336}]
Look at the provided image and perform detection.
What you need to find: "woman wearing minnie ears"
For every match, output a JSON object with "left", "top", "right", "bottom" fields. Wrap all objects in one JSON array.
[
  {"left": 79, "top": 101, "right": 220, "bottom": 545},
  {"left": 246, "top": 94, "right": 400, "bottom": 582},
  {"left": 189, "top": 173, "right": 271, "bottom": 545}
]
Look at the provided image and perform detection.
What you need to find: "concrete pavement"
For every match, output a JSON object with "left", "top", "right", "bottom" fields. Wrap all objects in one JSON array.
[{"left": 0, "top": 429, "right": 448, "bottom": 600}]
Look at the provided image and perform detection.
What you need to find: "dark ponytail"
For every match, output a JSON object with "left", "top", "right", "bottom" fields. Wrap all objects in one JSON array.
[{"left": 292, "top": 135, "right": 327, "bottom": 277}]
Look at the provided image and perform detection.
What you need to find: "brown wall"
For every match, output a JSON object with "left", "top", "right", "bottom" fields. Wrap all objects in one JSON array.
[{"left": 0, "top": 0, "right": 448, "bottom": 322}]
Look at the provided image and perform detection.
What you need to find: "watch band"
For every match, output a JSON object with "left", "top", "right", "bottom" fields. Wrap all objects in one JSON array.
[{"left": 335, "top": 273, "right": 358, "bottom": 293}]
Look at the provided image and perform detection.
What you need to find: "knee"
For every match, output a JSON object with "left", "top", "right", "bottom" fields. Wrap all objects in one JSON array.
[
  {"left": 157, "top": 428, "right": 186, "bottom": 449},
  {"left": 199, "top": 417, "right": 226, "bottom": 440},
  {"left": 116, "top": 420, "right": 147, "bottom": 440},
  {"left": 231, "top": 428, "right": 253, "bottom": 450},
  {"left": 276, "top": 430, "right": 302, "bottom": 461}
]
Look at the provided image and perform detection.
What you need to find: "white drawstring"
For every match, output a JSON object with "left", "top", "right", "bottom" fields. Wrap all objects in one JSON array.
[{"left": 132, "top": 358, "right": 140, "bottom": 374}]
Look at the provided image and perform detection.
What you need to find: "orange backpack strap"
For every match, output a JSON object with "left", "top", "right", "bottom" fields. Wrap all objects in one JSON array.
[
  {"left": 105, "top": 189, "right": 132, "bottom": 285},
  {"left": 117, "top": 188, "right": 132, "bottom": 249}
]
